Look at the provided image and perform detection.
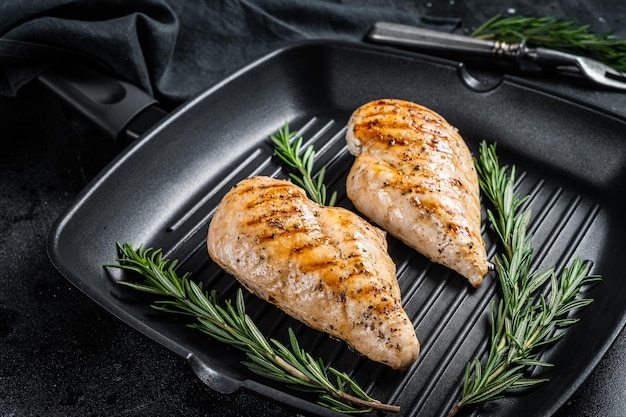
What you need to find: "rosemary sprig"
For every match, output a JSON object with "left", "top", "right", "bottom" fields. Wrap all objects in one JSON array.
[
  {"left": 270, "top": 122, "right": 338, "bottom": 206},
  {"left": 472, "top": 15, "right": 626, "bottom": 72},
  {"left": 110, "top": 242, "right": 399, "bottom": 414},
  {"left": 446, "top": 142, "right": 600, "bottom": 416}
]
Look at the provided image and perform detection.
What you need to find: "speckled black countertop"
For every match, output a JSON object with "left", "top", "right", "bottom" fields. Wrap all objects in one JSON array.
[{"left": 2, "top": 1, "right": 625, "bottom": 416}]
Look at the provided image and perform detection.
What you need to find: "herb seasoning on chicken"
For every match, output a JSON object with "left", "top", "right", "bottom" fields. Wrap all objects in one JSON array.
[
  {"left": 345, "top": 99, "right": 488, "bottom": 287},
  {"left": 207, "top": 176, "right": 419, "bottom": 370}
]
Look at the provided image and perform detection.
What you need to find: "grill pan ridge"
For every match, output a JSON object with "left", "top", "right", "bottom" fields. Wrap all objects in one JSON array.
[{"left": 48, "top": 41, "right": 626, "bottom": 417}]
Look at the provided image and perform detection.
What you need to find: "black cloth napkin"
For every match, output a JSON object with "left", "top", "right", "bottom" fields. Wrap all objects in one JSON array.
[{"left": 0, "top": 0, "right": 459, "bottom": 106}]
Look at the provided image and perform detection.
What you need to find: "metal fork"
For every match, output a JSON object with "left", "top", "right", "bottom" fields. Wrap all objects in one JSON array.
[{"left": 367, "top": 21, "right": 626, "bottom": 91}]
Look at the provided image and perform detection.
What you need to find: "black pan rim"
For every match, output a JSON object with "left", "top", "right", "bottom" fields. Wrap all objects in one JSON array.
[{"left": 46, "top": 39, "right": 626, "bottom": 417}]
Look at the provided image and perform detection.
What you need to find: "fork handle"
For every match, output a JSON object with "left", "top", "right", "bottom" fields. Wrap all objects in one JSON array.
[{"left": 367, "top": 22, "right": 518, "bottom": 57}]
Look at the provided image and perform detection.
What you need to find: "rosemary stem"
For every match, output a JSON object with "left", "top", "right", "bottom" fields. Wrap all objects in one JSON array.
[
  {"left": 487, "top": 363, "right": 508, "bottom": 384},
  {"left": 446, "top": 403, "right": 462, "bottom": 417},
  {"left": 497, "top": 334, "right": 507, "bottom": 350},
  {"left": 336, "top": 393, "right": 401, "bottom": 413},
  {"left": 269, "top": 353, "right": 311, "bottom": 382},
  {"left": 524, "top": 328, "right": 542, "bottom": 350}
]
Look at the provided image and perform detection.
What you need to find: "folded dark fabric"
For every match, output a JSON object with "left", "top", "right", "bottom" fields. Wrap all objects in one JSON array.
[{"left": 0, "top": 0, "right": 459, "bottom": 104}]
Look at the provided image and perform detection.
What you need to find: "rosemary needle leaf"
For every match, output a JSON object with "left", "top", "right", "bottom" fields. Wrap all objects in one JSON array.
[
  {"left": 110, "top": 242, "right": 396, "bottom": 414},
  {"left": 516, "top": 358, "right": 553, "bottom": 368},
  {"left": 510, "top": 377, "right": 550, "bottom": 389},
  {"left": 118, "top": 281, "right": 165, "bottom": 295},
  {"left": 270, "top": 122, "right": 337, "bottom": 206}
]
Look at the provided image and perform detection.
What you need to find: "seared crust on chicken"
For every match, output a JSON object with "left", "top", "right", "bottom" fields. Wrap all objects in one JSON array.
[
  {"left": 346, "top": 99, "right": 488, "bottom": 287},
  {"left": 207, "top": 176, "right": 419, "bottom": 369}
]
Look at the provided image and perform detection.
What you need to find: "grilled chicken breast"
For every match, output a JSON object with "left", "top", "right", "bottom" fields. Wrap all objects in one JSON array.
[
  {"left": 207, "top": 176, "right": 419, "bottom": 370},
  {"left": 345, "top": 99, "right": 488, "bottom": 287}
]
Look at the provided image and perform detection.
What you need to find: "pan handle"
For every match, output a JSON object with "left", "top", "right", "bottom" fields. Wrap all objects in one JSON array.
[{"left": 38, "top": 61, "right": 166, "bottom": 144}]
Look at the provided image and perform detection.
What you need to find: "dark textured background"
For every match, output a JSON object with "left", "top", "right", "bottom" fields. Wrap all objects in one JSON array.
[{"left": 1, "top": 1, "right": 625, "bottom": 416}]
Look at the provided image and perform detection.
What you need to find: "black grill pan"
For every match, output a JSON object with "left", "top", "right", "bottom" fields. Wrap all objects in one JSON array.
[{"left": 47, "top": 41, "right": 626, "bottom": 417}]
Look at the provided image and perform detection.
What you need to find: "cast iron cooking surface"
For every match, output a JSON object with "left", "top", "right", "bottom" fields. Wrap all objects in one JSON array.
[{"left": 48, "top": 41, "right": 626, "bottom": 417}]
